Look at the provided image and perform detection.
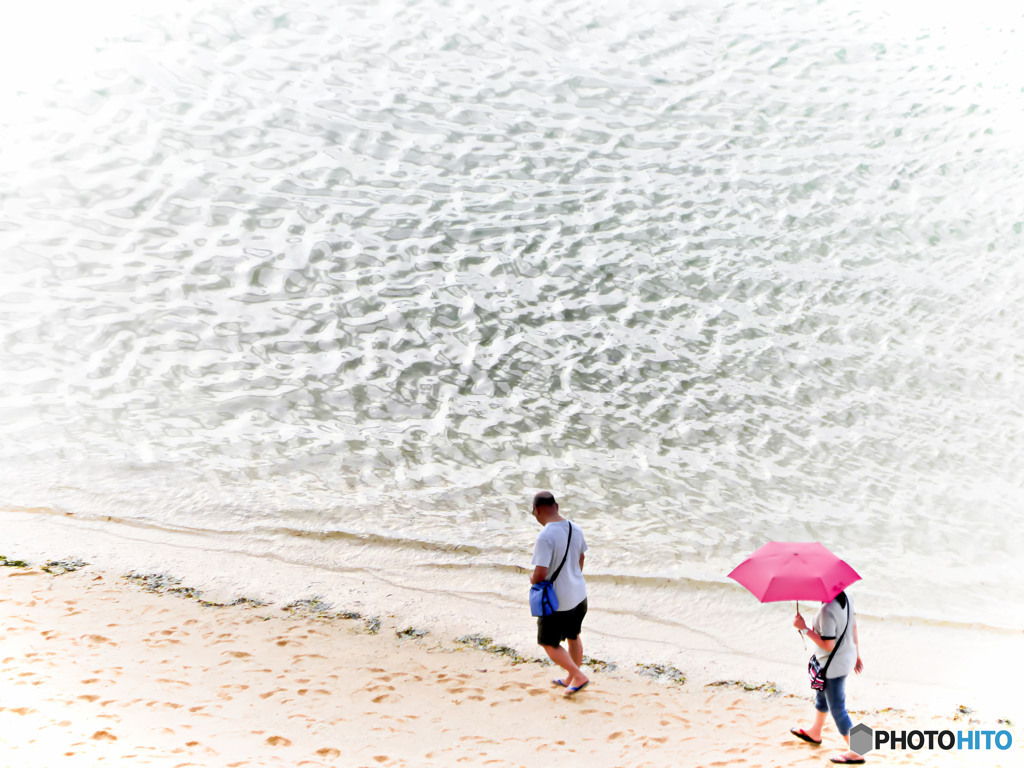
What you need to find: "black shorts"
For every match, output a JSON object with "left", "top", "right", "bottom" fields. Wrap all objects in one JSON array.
[{"left": 537, "top": 597, "right": 588, "bottom": 647}]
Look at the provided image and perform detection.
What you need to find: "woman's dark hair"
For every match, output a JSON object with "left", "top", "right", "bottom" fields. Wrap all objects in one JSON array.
[{"left": 835, "top": 591, "right": 848, "bottom": 609}]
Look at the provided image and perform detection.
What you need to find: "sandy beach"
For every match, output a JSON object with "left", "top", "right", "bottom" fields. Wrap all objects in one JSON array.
[
  {"left": 3, "top": 0, "right": 1024, "bottom": 765},
  {"left": 1, "top": 562, "right": 1016, "bottom": 768}
]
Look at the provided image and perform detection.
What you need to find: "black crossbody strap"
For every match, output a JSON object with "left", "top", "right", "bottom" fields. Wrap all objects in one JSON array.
[
  {"left": 548, "top": 522, "right": 573, "bottom": 584},
  {"left": 820, "top": 602, "right": 851, "bottom": 679}
]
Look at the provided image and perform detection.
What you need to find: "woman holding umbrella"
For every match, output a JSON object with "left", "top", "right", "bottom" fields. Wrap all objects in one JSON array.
[
  {"left": 727, "top": 542, "right": 866, "bottom": 764},
  {"left": 791, "top": 590, "right": 865, "bottom": 764}
]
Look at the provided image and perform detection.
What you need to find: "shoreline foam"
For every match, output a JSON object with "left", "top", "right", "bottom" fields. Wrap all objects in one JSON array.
[{"left": 4, "top": 510, "right": 1023, "bottom": 727}]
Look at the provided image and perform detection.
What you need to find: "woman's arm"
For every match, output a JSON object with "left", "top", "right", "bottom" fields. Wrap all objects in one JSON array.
[
  {"left": 793, "top": 613, "right": 836, "bottom": 651},
  {"left": 806, "top": 628, "right": 836, "bottom": 652},
  {"left": 853, "top": 619, "right": 864, "bottom": 673}
]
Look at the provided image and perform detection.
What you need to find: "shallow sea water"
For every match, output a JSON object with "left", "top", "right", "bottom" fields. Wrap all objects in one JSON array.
[{"left": 2, "top": 0, "right": 1023, "bottom": 677}]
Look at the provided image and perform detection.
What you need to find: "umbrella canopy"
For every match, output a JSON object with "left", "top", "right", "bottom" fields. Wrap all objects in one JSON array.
[{"left": 728, "top": 541, "right": 860, "bottom": 603}]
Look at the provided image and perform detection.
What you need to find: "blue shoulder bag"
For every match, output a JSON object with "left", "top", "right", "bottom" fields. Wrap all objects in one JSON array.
[{"left": 529, "top": 522, "right": 573, "bottom": 617}]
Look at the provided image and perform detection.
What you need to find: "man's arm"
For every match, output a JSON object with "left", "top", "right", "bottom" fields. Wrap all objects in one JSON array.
[
  {"left": 579, "top": 553, "right": 585, "bottom": 571},
  {"left": 530, "top": 566, "right": 548, "bottom": 584}
]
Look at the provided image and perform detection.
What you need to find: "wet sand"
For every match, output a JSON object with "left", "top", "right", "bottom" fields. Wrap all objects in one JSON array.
[{"left": 1, "top": 564, "right": 1015, "bottom": 767}]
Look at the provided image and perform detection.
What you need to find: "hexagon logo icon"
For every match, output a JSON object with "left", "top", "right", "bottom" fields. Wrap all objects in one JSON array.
[{"left": 850, "top": 723, "right": 874, "bottom": 756}]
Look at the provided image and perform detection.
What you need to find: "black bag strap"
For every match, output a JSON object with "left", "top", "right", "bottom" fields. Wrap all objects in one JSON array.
[
  {"left": 548, "top": 522, "right": 574, "bottom": 584},
  {"left": 820, "top": 602, "right": 851, "bottom": 679}
]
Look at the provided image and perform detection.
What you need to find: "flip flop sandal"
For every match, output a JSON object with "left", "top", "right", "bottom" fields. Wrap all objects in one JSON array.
[{"left": 790, "top": 728, "right": 822, "bottom": 745}]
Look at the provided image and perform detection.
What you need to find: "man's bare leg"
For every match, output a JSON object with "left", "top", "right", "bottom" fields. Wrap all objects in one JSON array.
[
  {"left": 566, "top": 636, "right": 583, "bottom": 668},
  {"left": 541, "top": 644, "right": 588, "bottom": 689}
]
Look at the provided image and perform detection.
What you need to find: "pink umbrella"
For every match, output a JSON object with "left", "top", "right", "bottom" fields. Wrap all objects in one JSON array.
[{"left": 728, "top": 541, "right": 860, "bottom": 604}]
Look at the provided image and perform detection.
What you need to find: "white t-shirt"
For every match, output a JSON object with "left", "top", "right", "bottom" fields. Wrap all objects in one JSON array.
[
  {"left": 813, "top": 594, "right": 857, "bottom": 679},
  {"left": 531, "top": 520, "right": 588, "bottom": 612}
]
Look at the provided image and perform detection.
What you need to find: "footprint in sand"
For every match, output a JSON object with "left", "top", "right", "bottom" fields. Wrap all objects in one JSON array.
[
  {"left": 92, "top": 730, "right": 117, "bottom": 741},
  {"left": 266, "top": 736, "right": 291, "bottom": 747},
  {"left": 316, "top": 748, "right": 341, "bottom": 758}
]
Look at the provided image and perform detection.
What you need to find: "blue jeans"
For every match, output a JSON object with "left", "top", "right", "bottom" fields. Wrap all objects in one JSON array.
[{"left": 815, "top": 675, "right": 852, "bottom": 736}]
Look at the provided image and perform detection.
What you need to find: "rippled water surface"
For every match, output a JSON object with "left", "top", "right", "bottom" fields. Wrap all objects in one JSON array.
[{"left": 2, "top": 0, "right": 1023, "bottom": 626}]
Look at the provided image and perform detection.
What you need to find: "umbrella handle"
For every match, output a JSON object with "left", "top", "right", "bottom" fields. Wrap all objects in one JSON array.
[{"left": 796, "top": 600, "right": 806, "bottom": 649}]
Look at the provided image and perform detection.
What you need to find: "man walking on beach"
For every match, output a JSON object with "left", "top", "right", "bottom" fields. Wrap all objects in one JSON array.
[{"left": 530, "top": 491, "right": 590, "bottom": 696}]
